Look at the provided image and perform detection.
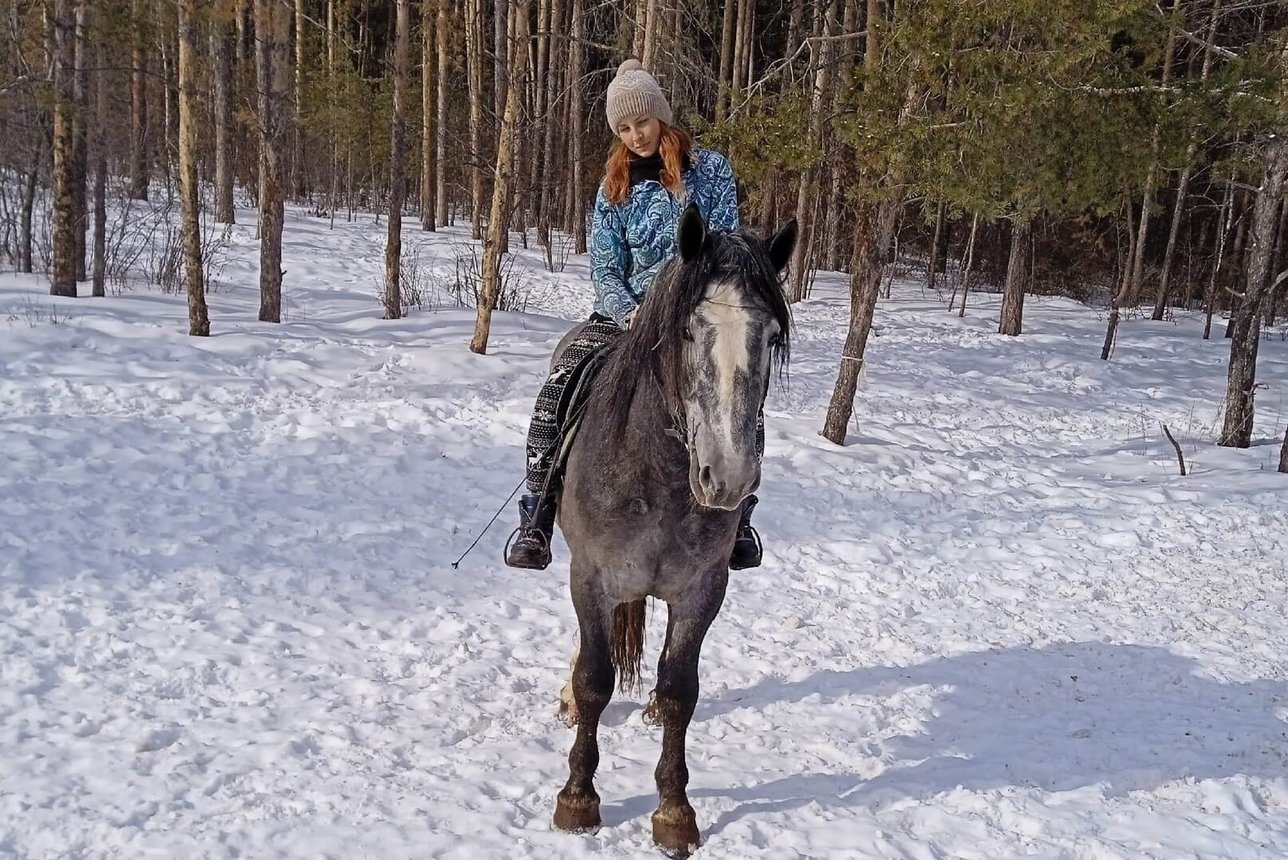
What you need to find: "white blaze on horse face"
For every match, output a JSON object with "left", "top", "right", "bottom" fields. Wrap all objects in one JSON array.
[{"left": 685, "top": 278, "right": 766, "bottom": 510}]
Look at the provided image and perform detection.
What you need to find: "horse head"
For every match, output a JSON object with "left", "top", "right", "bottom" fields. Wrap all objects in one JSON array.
[{"left": 632, "top": 203, "right": 796, "bottom": 510}]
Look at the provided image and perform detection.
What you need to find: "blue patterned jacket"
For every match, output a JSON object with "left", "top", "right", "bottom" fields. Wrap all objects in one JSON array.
[{"left": 591, "top": 148, "right": 740, "bottom": 327}]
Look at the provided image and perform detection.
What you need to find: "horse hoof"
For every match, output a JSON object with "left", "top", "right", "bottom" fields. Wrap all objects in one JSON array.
[
  {"left": 651, "top": 805, "right": 700, "bottom": 857},
  {"left": 553, "top": 791, "right": 601, "bottom": 833}
]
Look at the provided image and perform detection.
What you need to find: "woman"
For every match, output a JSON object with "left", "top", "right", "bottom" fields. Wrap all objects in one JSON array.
[{"left": 505, "top": 59, "right": 763, "bottom": 571}]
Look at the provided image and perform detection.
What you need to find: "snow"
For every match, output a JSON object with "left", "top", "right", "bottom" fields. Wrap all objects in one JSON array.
[{"left": 2, "top": 202, "right": 1287, "bottom": 859}]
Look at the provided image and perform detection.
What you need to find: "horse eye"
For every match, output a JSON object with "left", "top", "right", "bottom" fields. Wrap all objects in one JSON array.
[{"left": 682, "top": 327, "right": 694, "bottom": 342}]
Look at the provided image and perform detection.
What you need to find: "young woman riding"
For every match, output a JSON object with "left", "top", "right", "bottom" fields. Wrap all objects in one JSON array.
[{"left": 505, "top": 58, "right": 764, "bottom": 572}]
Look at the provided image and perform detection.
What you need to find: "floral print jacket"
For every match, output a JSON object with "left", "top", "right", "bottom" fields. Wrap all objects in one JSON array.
[{"left": 590, "top": 148, "right": 740, "bottom": 328}]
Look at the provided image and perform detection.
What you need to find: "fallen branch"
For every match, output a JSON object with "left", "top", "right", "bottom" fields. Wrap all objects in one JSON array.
[{"left": 1161, "top": 423, "right": 1187, "bottom": 476}]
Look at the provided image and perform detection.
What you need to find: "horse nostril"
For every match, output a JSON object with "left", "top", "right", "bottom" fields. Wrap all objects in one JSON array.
[{"left": 699, "top": 465, "right": 714, "bottom": 492}]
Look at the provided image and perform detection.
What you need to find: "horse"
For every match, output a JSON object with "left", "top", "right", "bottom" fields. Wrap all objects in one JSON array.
[{"left": 549, "top": 202, "right": 797, "bottom": 856}]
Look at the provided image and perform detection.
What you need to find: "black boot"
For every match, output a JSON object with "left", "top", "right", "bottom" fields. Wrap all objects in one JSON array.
[
  {"left": 729, "top": 494, "right": 763, "bottom": 570},
  {"left": 505, "top": 493, "right": 558, "bottom": 570}
]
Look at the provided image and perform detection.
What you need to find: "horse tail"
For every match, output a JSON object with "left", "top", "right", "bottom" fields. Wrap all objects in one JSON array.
[{"left": 610, "top": 599, "right": 647, "bottom": 694}]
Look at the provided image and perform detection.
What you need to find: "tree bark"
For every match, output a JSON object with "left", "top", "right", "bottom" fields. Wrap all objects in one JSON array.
[
  {"left": 256, "top": 0, "right": 290, "bottom": 322},
  {"left": 494, "top": 0, "right": 509, "bottom": 120},
  {"left": 1205, "top": 174, "right": 1236, "bottom": 340},
  {"left": 928, "top": 200, "right": 945, "bottom": 291},
  {"left": 92, "top": 31, "right": 107, "bottom": 297},
  {"left": 421, "top": 0, "right": 437, "bottom": 231},
  {"left": 999, "top": 219, "right": 1030, "bottom": 336},
  {"left": 386, "top": 0, "right": 410, "bottom": 319},
  {"left": 213, "top": 0, "right": 237, "bottom": 223},
  {"left": 436, "top": 0, "right": 451, "bottom": 227},
  {"left": 130, "top": 0, "right": 150, "bottom": 200},
  {"left": 821, "top": 196, "right": 902, "bottom": 444},
  {"left": 1151, "top": 157, "right": 1195, "bottom": 320},
  {"left": 788, "top": 0, "right": 836, "bottom": 303},
  {"left": 955, "top": 213, "right": 980, "bottom": 316},
  {"left": 51, "top": 0, "right": 77, "bottom": 297},
  {"left": 179, "top": 0, "right": 210, "bottom": 336},
  {"left": 1218, "top": 121, "right": 1288, "bottom": 448},
  {"left": 472, "top": 0, "right": 528, "bottom": 354},
  {"left": 537, "top": 0, "right": 565, "bottom": 244},
  {"left": 466, "top": 0, "right": 485, "bottom": 238},
  {"left": 293, "top": 0, "right": 307, "bottom": 199},
  {"left": 72, "top": 0, "right": 89, "bottom": 282},
  {"left": 715, "top": 0, "right": 737, "bottom": 121},
  {"left": 569, "top": 0, "right": 586, "bottom": 254},
  {"left": 20, "top": 146, "right": 40, "bottom": 275}
]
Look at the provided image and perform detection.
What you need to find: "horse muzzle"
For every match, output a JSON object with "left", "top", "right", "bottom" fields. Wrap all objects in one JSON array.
[{"left": 688, "top": 449, "right": 759, "bottom": 511}]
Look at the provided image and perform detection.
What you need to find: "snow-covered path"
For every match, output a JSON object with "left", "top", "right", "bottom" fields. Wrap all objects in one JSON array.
[{"left": 3, "top": 205, "right": 1287, "bottom": 859}]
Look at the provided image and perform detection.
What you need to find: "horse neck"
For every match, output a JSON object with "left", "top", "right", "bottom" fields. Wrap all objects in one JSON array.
[{"left": 586, "top": 338, "right": 689, "bottom": 484}]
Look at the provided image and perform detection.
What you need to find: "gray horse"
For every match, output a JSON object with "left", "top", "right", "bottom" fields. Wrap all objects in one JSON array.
[{"left": 550, "top": 203, "right": 796, "bottom": 856}]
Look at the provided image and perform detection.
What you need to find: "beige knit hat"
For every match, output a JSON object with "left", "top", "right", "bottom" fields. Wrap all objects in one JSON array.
[{"left": 605, "top": 58, "right": 673, "bottom": 131}]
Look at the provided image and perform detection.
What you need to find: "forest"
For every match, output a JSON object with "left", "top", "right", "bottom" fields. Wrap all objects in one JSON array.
[{"left": 1, "top": 0, "right": 1286, "bottom": 454}]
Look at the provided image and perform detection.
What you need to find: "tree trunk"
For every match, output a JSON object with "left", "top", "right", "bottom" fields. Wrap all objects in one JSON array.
[
  {"left": 1151, "top": 157, "right": 1195, "bottom": 320},
  {"left": 159, "top": 3, "right": 177, "bottom": 195},
  {"left": 537, "top": 0, "right": 565, "bottom": 245},
  {"left": 51, "top": 0, "right": 77, "bottom": 297},
  {"left": 494, "top": 0, "right": 509, "bottom": 120},
  {"left": 130, "top": 0, "right": 150, "bottom": 200},
  {"left": 1266, "top": 203, "right": 1288, "bottom": 326},
  {"left": 999, "top": 219, "right": 1030, "bottom": 336},
  {"left": 788, "top": 0, "right": 836, "bottom": 303},
  {"left": 1102, "top": 198, "right": 1137, "bottom": 358},
  {"left": 1205, "top": 174, "right": 1236, "bottom": 340},
  {"left": 256, "top": 0, "right": 290, "bottom": 322},
  {"left": 179, "top": 0, "right": 210, "bottom": 336},
  {"left": 821, "top": 196, "right": 902, "bottom": 444},
  {"left": 569, "top": 0, "right": 586, "bottom": 254},
  {"left": 471, "top": 0, "right": 528, "bottom": 354},
  {"left": 928, "top": 200, "right": 945, "bottom": 291},
  {"left": 293, "top": 0, "right": 307, "bottom": 199},
  {"left": 466, "top": 0, "right": 485, "bottom": 238},
  {"left": 641, "top": 0, "right": 660, "bottom": 69},
  {"left": 386, "top": 0, "right": 410, "bottom": 319},
  {"left": 729, "top": 0, "right": 749, "bottom": 110},
  {"left": 19, "top": 149, "right": 40, "bottom": 274},
  {"left": 1279, "top": 425, "right": 1288, "bottom": 473},
  {"left": 436, "top": 0, "right": 451, "bottom": 227},
  {"left": 715, "top": 0, "right": 737, "bottom": 121},
  {"left": 72, "top": 0, "right": 89, "bottom": 282},
  {"left": 92, "top": 32, "right": 107, "bottom": 297},
  {"left": 213, "top": 0, "right": 236, "bottom": 224},
  {"left": 955, "top": 213, "right": 980, "bottom": 316},
  {"left": 1218, "top": 125, "right": 1288, "bottom": 448},
  {"left": 421, "top": 0, "right": 437, "bottom": 231},
  {"left": 1225, "top": 190, "right": 1253, "bottom": 337}
]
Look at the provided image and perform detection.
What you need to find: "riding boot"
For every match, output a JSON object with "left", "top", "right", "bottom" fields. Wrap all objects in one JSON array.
[
  {"left": 505, "top": 493, "right": 558, "bottom": 570},
  {"left": 729, "top": 494, "right": 763, "bottom": 570}
]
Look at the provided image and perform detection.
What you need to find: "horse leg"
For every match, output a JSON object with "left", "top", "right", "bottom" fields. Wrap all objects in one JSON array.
[
  {"left": 641, "top": 613, "right": 676, "bottom": 727},
  {"left": 553, "top": 574, "right": 613, "bottom": 833},
  {"left": 557, "top": 642, "right": 580, "bottom": 727},
  {"left": 650, "top": 574, "right": 726, "bottom": 856}
]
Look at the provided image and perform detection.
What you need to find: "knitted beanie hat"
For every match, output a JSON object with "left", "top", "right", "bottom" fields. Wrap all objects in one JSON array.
[{"left": 605, "top": 59, "right": 673, "bottom": 131}]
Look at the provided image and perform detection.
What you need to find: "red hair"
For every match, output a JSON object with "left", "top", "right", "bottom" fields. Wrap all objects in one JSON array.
[{"left": 602, "top": 123, "right": 694, "bottom": 205}]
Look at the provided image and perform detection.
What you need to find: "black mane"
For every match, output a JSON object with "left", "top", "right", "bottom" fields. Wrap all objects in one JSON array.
[{"left": 593, "top": 228, "right": 793, "bottom": 441}]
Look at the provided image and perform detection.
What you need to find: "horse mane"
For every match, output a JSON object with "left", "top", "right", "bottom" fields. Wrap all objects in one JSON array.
[{"left": 592, "top": 228, "right": 793, "bottom": 442}]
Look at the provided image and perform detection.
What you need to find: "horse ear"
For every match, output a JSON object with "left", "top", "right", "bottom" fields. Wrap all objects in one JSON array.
[
  {"left": 678, "top": 202, "right": 708, "bottom": 262},
  {"left": 767, "top": 219, "right": 798, "bottom": 274}
]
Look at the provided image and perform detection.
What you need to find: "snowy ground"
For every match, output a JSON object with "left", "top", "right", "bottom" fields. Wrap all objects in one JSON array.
[{"left": 2, "top": 202, "right": 1287, "bottom": 859}]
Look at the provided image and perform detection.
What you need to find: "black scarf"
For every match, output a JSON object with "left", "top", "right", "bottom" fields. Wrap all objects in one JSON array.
[{"left": 628, "top": 151, "right": 691, "bottom": 187}]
